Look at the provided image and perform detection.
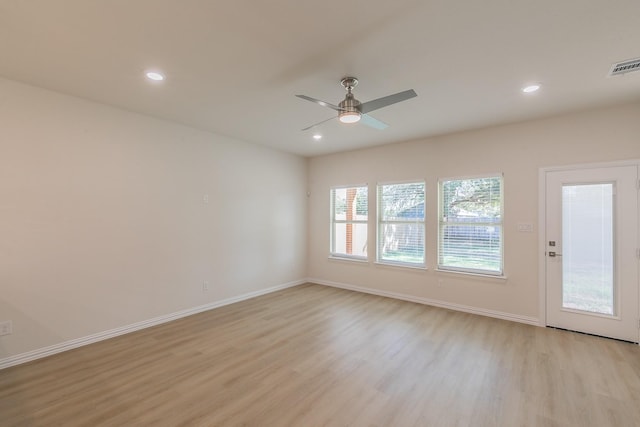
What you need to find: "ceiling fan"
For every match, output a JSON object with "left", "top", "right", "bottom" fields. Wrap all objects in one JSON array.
[{"left": 296, "top": 77, "right": 417, "bottom": 131}]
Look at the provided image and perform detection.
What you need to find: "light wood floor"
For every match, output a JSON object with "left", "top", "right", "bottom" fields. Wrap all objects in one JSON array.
[{"left": 1, "top": 283, "right": 639, "bottom": 426}]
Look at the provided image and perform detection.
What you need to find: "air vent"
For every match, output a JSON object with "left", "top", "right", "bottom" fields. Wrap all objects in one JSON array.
[{"left": 609, "top": 57, "right": 640, "bottom": 76}]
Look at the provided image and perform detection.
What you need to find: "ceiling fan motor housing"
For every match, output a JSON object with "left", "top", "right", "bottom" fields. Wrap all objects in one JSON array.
[
  {"left": 339, "top": 77, "right": 362, "bottom": 122},
  {"left": 338, "top": 94, "right": 361, "bottom": 122},
  {"left": 339, "top": 93, "right": 361, "bottom": 112}
]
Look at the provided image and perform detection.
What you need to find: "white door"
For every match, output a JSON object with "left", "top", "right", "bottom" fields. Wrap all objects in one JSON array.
[{"left": 545, "top": 164, "right": 639, "bottom": 342}]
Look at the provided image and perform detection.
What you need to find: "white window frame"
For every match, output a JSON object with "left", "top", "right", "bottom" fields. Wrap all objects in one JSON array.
[
  {"left": 330, "top": 184, "right": 368, "bottom": 261},
  {"left": 376, "top": 180, "right": 426, "bottom": 268},
  {"left": 438, "top": 174, "right": 504, "bottom": 276}
]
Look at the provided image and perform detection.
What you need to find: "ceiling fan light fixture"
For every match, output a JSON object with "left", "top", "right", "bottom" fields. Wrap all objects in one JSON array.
[{"left": 339, "top": 111, "right": 361, "bottom": 124}]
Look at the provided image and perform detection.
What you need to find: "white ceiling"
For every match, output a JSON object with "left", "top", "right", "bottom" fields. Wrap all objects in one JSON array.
[{"left": 1, "top": 0, "right": 639, "bottom": 157}]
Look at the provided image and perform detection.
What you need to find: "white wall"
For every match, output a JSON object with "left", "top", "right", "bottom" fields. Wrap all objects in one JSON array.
[
  {"left": 0, "top": 78, "right": 308, "bottom": 360},
  {"left": 308, "top": 102, "right": 640, "bottom": 321}
]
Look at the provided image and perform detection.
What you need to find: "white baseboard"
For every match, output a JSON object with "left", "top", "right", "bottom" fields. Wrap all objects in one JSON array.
[
  {"left": 309, "top": 278, "right": 541, "bottom": 326},
  {"left": 0, "top": 279, "right": 305, "bottom": 370}
]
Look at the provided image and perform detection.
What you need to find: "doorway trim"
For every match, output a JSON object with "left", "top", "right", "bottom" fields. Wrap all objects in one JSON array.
[{"left": 538, "top": 159, "right": 640, "bottom": 341}]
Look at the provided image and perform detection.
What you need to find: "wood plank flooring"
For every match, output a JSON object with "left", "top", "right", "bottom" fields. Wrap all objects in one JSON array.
[{"left": 1, "top": 283, "right": 639, "bottom": 426}]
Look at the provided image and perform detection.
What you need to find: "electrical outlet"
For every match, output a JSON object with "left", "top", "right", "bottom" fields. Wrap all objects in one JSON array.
[
  {"left": 0, "top": 320, "right": 12, "bottom": 336},
  {"left": 202, "top": 281, "right": 209, "bottom": 292}
]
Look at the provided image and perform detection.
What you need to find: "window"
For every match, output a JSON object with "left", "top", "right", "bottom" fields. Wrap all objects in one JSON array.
[
  {"left": 438, "top": 175, "right": 503, "bottom": 275},
  {"left": 377, "top": 182, "right": 425, "bottom": 267},
  {"left": 330, "top": 185, "right": 368, "bottom": 259}
]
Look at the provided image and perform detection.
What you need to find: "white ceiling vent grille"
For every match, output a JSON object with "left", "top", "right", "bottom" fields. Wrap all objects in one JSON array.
[{"left": 609, "top": 57, "right": 640, "bottom": 76}]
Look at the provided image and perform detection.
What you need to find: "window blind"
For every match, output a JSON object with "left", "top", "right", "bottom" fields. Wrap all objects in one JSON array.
[
  {"left": 438, "top": 176, "right": 503, "bottom": 275},
  {"left": 377, "top": 182, "right": 425, "bottom": 266}
]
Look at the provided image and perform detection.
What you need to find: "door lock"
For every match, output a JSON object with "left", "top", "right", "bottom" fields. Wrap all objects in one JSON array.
[{"left": 548, "top": 251, "right": 562, "bottom": 257}]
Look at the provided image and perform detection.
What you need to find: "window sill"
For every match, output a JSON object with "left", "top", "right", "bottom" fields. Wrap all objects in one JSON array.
[
  {"left": 328, "top": 255, "right": 369, "bottom": 264},
  {"left": 375, "top": 262, "right": 427, "bottom": 271},
  {"left": 435, "top": 268, "right": 507, "bottom": 281}
]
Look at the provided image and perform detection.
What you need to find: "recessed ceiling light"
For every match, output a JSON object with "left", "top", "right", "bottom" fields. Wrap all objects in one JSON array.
[
  {"left": 522, "top": 84, "right": 541, "bottom": 93},
  {"left": 312, "top": 134, "right": 322, "bottom": 140},
  {"left": 145, "top": 71, "right": 165, "bottom": 81}
]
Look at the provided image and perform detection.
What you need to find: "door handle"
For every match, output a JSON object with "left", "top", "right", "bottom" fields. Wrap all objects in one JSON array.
[{"left": 548, "top": 251, "right": 562, "bottom": 257}]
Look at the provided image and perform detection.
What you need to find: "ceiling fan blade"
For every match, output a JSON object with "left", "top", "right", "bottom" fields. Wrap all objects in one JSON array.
[
  {"left": 296, "top": 94, "right": 344, "bottom": 112},
  {"left": 301, "top": 116, "right": 336, "bottom": 131},
  {"left": 360, "top": 114, "right": 388, "bottom": 130},
  {"left": 359, "top": 89, "right": 417, "bottom": 114}
]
